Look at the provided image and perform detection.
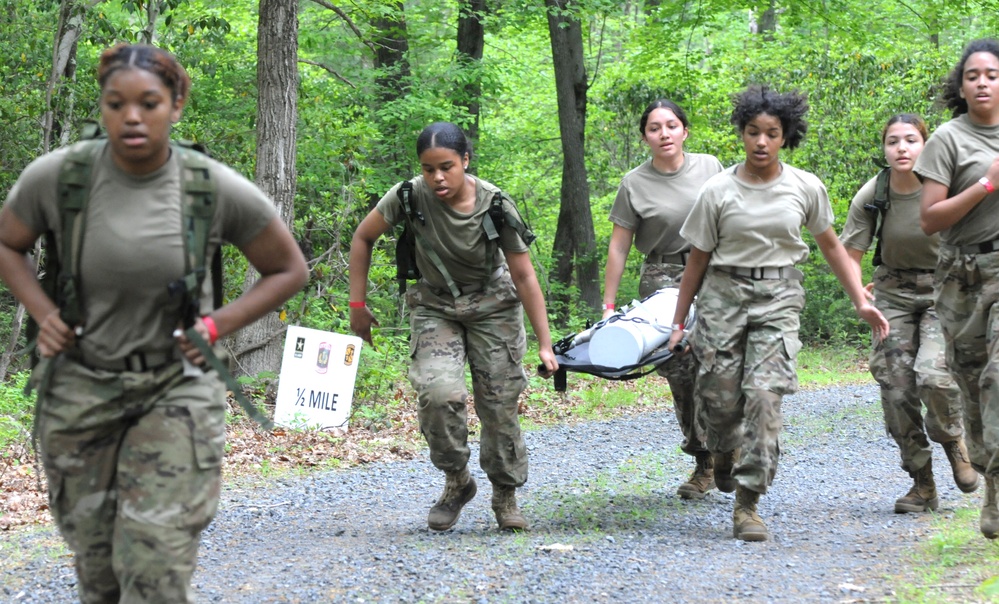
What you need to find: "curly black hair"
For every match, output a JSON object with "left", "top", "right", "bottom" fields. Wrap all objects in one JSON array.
[
  {"left": 942, "top": 38, "right": 999, "bottom": 118},
  {"left": 729, "top": 85, "right": 809, "bottom": 150}
]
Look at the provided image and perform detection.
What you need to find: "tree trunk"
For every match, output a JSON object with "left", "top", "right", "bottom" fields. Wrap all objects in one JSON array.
[
  {"left": 1, "top": 0, "right": 92, "bottom": 379},
  {"left": 758, "top": 0, "right": 777, "bottom": 40},
  {"left": 230, "top": 0, "right": 299, "bottom": 383},
  {"left": 372, "top": 1, "right": 410, "bottom": 103},
  {"left": 140, "top": 0, "right": 159, "bottom": 44},
  {"left": 371, "top": 1, "right": 411, "bottom": 186},
  {"left": 42, "top": 0, "right": 89, "bottom": 152},
  {"left": 455, "top": 0, "right": 486, "bottom": 143},
  {"left": 545, "top": 0, "right": 600, "bottom": 321}
]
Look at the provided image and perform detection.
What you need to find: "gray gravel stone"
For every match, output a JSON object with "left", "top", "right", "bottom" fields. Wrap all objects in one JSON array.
[{"left": 2, "top": 384, "right": 976, "bottom": 603}]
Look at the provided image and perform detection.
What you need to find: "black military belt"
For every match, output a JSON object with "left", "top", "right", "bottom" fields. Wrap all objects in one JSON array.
[
  {"left": 645, "top": 252, "right": 688, "bottom": 266},
  {"left": 68, "top": 349, "right": 176, "bottom": 373},
  {"left": 715, "top": 265, "right": 804, "bottom": 281},
  {"left": 946, "top": 237, "right": 999, "bottom": 255}
]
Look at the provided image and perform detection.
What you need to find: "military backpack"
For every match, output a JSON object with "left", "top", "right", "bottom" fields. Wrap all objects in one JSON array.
[{"left": 394, "top": 179, "right": 536, "bottom": 296}]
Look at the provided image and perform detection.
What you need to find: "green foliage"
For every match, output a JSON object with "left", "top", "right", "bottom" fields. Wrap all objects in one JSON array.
[
  {"left": 0, "top": 372, "right": 34, "bottom": 452},
  {"left": 895, "top": 505, "right": 999, "bottom": 602},
  {"left": 3, "top": 0, "right": 999, "bottom": 390}
]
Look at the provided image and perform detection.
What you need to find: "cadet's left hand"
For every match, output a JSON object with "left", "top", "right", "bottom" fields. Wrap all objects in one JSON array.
[{"left": 538, "top": 346, "right": 559, "bottom": 378}]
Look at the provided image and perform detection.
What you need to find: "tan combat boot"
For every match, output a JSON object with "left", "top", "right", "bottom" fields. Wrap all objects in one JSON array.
[
  {"left": 427, "top": 467, "right": 477, "bottom": 531},
  {"left": 712, "top": 449, "right": 739, "bottom": 493},
  {"left": 733, "top": 486, "right": 768, "bottom": 542},
  {"left": 981, "top": 474, "right": 998, "bottom": 540},
  {"left": 942, "top": 439, "right": 980, "bottom": 493},
  {"left": 491, "top": 483, "right": 528, "bottom": 531},
  {"left": 894, "top": 460, "right": 938, "bottom": 513},
  {"left": 677, "top": 452, "right": 715, "bottom": 500}
]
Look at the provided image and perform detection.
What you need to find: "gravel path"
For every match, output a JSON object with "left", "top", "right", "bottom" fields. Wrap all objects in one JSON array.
[{"left": 3, "top": 384, "right": 981, "bottom": 603}]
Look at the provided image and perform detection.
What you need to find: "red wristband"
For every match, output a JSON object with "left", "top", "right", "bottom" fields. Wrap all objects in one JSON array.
[
  {"left": 202, "top": 316, "right": 219, "bottom": 345},
  {"left": 603, "top": 303, "right": 615, "bottom": 310},
  {"left": 980, "top": 176, "right": 996, "bottom": 194},
  {"left": 348, "top": 301, "right": 366, "bottom": 309}
]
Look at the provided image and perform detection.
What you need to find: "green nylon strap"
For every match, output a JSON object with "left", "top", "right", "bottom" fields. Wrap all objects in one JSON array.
[
  {"left": 57, "top": 139, "right": 104, "bottom": 328},
  {"left": 177, "top": 145, "right": 215, "bottom": 296},
  {"left": 399, "top": 182, "right": 462, "bottom": 298},
  {"left": 411, "top": 226, "right": 462, "bottom": 298},
  {"left": 185, "top": 326, "right": 274, "bottom": 431},
  {"left": 870, "top": 167, "right": 891, "bottom": 267}
]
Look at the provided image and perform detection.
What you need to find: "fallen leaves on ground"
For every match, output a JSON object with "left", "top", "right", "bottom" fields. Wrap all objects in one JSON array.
[{"left": 0, "top": 374, "right": 671, "bottom": 532}]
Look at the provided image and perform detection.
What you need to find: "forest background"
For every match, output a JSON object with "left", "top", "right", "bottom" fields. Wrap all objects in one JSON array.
[{"left": 2, "top": 0, "right": 999, "bottom": 445}]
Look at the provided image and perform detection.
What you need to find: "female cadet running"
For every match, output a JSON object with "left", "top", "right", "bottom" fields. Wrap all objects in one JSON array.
[
  {"left": 0, "top": 44, "right": 309, "bottom": 602},
  {"left": 840, "top": 114, "right": 977, "bottom": 514},
  {"left": 666, "top": 85, "right": 888, "bottom": 542},
  {"left": 601, "top": 99, "right": 723, "bottom": 500},
  {"left": 917, "top": 38, "right": 999, "bottom": 540},
  {"left": 349, "top": 121, "right": 558, "bottom": 532}
]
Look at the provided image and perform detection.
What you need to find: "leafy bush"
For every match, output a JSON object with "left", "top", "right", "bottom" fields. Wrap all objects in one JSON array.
[{"left": 0, "top": 372, "right": 34, "bottom": 452}]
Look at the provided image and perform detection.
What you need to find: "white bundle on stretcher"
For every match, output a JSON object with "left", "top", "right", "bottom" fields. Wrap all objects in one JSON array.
[{"left": 564, "top": 287, "right": 691, "bottom": 371}]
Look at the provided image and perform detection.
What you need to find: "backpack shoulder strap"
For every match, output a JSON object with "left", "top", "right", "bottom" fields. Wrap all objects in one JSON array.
[
  {"left": 481, "top": 190, "right": 537, "bottom": 276},
  {"left": 173, "top": 142, "right": 219, "bottom": 320},
  {"left": 867, "top": 167, "right": 891, "bottom": 267},
  {"left": 55, "top": 138, "right": 106, "bottom": 327},
  {"left": 396, "top": 181, "right": 461, "bottom": 298}
]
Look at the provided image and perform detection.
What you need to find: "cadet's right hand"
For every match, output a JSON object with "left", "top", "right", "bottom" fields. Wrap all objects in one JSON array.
[
  {"left": 37, "top": 308, "right": 76, "bottom": 358},
  {"left": 601, "top": 308, "right": 614, "bottom": 320},
  {"left": 667, "top": 329, "right": 688, "bottom": 355},
  {"left": 350, "top": 305, "right": 379, "bottom": 349}
]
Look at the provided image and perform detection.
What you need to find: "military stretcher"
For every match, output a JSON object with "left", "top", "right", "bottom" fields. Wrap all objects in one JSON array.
[{"left": 546, "top": 287, "right": 694, "bottom": 391}]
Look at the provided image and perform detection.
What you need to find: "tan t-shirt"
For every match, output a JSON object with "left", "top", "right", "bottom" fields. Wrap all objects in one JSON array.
[
  {"left": 376, "top": 175, "right": 530, "bottom": 290},
  {"left": 839, "top": 174, "right": 940, "bottom": 270},
  {"left": 5, "top": 142, "right": 276, "bottom": 364},
  {"left": 608, "top": 153, "right": 724, "bottom": 256},
  {"left": 914, "top": 114, "right": 999, "bottom": 246},
  {"left": 680, "top": 163, "right": 834, "bottom": 267}
]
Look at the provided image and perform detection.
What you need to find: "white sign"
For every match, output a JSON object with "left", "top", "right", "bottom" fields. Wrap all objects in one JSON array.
[{"left": 274, "top": 325, "right": 363, "bottom": 430}]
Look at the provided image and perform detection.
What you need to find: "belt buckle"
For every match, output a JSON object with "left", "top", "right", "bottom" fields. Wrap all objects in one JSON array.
[
  {"left": 751, "top": 267, "right": 764, "bottom": 279},
  {"left": 124, "top": 353, "right": 148, "bottom": 373}
]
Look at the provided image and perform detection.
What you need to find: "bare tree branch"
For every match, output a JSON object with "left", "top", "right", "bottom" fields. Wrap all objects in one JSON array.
[
  {"left": 298, "top": 58, "right": 357, "bottom": 88},
  {"left": 307, "top": 0, "right": 377, "bottom": 53}
]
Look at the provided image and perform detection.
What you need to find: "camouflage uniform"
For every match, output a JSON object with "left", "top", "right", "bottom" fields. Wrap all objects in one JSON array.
[
  {"left": 692, "top": 268, "right": 804, "bottom": 494},
  {"left": 37, "top": 356, "right": 225, "bottom": 604},
  {"left": 406, "top": 265, "right": 530, "bottom": 487},
  {"left": 935, "top": 247, "right": 999, "bottom": 477},
  {"left": 639, "top": 261, "right": 705, "bottom": 456},
  {"left": 869, "top": 266, "right": 964, "bottom": 473},
  {"left": 3, "top": 139, "right": 278, "bottom": 600}
]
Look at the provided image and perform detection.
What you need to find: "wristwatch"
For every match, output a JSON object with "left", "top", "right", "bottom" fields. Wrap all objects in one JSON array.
[{"left": 980, "top": 176, "right": 995, "bottom": 194}]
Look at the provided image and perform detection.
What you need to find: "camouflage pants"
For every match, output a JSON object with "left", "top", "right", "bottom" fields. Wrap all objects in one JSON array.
[
  {"left": 407, "top": 266, "right": 529, "bottom": 487},
  {"left": 36, "top": 356, "right": 225, "bottom": 604},
  {"left": 870, "top": 266, "right": 964, "bottom": 473},
  {"left": 639, "top": 262, "right": 706, "bottom": 455},
  {"left": 692, "top": 269, "right": 804, "bottom": 494},
  {"left": 935, "top": 247, "right": 999, "bottom": 476}
]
